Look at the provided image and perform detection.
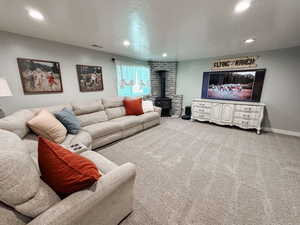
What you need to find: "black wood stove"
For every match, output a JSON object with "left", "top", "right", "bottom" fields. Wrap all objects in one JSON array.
[{"left": 154, "top": 70, "right": 172, "bottom": 117}]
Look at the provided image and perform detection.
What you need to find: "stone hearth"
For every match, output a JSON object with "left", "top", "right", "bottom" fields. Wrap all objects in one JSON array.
[{"left": 147, "top": 61, "right": 183, "bottom": 117}]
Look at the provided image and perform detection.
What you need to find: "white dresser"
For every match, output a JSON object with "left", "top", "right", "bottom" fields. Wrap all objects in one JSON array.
[{"left": 192, "top": 99, "right": 265, "bottom": 134}]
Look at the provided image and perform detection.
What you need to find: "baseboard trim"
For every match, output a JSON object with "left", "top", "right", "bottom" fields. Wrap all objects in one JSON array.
[{"left": 263, "top": 127, "right": 300, "bottom": 137}]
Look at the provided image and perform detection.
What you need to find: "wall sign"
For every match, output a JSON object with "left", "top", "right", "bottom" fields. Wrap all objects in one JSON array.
[{"left": 212, "top": 56, "right": 258, "bottom": 70}]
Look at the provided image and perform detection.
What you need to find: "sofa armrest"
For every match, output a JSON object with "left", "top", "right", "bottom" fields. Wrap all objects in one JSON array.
[
  {"left": 28, "top": 163, "right": 136, "bottom": 225},
  {"left": 154, "top": 106, "right": 162, "bottom": 117}
]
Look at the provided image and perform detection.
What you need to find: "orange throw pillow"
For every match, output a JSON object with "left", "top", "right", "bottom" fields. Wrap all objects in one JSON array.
[
  {"left": 38, "top": 137, "right": 101, "bottom": 198},
  {"left": 123, "top": 98, "right": 144, "bottom": 115}
]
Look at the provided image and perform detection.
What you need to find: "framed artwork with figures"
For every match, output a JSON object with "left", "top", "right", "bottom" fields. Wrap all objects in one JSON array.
[
  {"left": 76, "top": 64, "right": 103, "bottom": 92},
  {"left": 17, "top": 58, "right": 63, "bottom": 94}
]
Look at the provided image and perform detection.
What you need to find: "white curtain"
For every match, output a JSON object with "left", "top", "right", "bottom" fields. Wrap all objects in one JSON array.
[{"left": 115, "top": 60, "right": 151, "bottom": 97}]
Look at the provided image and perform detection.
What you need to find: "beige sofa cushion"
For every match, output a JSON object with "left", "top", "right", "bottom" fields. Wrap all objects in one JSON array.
[
  {"left": 0, "top": 202, "right": 31, "bottom": 225},
  {"left": 138, "top": 112, "right": 160, "bottom": 123},
  {"left": 15, "top": 180, "right": 60, "bottom": 218},
  {"left": 77, "top": 111, "right": 108, "bottom": 127},
  {"left": 72, "top": 100, "right": 104, "bottom": 116},
  {"left": 27, "top": 110, "right": 67, "bottom": 143},
  {"left": 83, "top": 122, "right": 122, "bottom": 139},
  {"left": 111, "top": 116, "right": 142, "bottom": 129},
  {"left": 0, "top": 129, "right": 60, "bottom": 218},
  {"left": 0, "top": 150, "right": 40, "bottom": 206},
  {"left": 31, "top": 104, "right": 72, "bottom": 114},
  {"left": 102, "top": 97, "right": 124, "bottom": 108},
  {"left": 80, "top": 151, "right": 118, "bottom": 174},
  {"left": 0, "top": 110, "right": 34, "bottom": 138},
  {"left": 105, "top": 107, "right": 126, "bottom": 120}
]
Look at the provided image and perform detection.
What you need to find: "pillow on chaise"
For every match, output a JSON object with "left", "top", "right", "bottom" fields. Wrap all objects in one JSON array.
[
  {"left": 38, "top": 137, "right": 101, "bottom": 198},
  {"left": 55, "top": 108, "right": 80, "bottom": 134},
  {"left": 123, "top": 98, "right": 144, "bottom": 115},
  {"left": 27, "top": 109, "right": 67, "bottom": 143},
  {"left": 142, "top": 100, "right": 154, "bottom": 113}
]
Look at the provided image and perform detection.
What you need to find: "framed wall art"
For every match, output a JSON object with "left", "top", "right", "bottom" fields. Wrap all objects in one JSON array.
[
  {"left": 76, "top": 64, "right": 103, "bottom": 92},
  {"left": 17, "top": 58, "right": 63, "bottom": 94}
]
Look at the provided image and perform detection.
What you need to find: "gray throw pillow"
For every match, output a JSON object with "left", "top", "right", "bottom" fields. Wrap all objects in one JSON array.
[{"left": 55, "top": 108, "right": 80, "bottom": 134}]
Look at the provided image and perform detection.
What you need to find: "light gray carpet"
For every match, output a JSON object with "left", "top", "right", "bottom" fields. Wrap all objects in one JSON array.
[{"left": 98, "top": 118, "right": 300, "bottom": 225}]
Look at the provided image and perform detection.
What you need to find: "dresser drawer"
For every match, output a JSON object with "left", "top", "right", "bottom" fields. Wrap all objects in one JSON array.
[
  {"left": 193, "top": 112, "right": 210, "bottom": 120},
  {"left": 235, "top": 105, "right": 261, "bottom": 113},
  {"left": 192, "top": 107, "right": 211, "bottom": 114},
  {"left": 193, "top": 102, "right": 212, "bottom": 108},
  {"left": 233, "top": 118, "right": 258, "bottom": 128},
  {"left": 234, "top": 112, "right": 260, "bottom": 120}
]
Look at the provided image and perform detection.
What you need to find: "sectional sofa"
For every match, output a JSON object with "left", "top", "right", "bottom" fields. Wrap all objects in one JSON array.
[{"left": 0, "top": 97, "right": 161, "bottom": 225}]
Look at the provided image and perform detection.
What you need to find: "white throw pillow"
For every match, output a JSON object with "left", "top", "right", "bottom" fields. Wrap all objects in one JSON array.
[{"left": 142, "top": 100, "right": 154, "bottom": 113}]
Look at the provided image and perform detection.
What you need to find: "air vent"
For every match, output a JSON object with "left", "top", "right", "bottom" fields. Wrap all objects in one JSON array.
[{"left": 91, "top": 44, "right": 103, "bottom": 49}]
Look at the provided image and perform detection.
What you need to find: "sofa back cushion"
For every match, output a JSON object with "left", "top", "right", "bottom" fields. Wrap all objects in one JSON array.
[
  {"left": 0, "top": 110, "right": 34, "bottom": 138},
  {"left": 105, "top": 107, "right": 126, "bottom": 120},
  {"left": 77, "top": 111, "right": 108, "bottom": 127},
  {"left": 27, "top": 110, "right": 67, "bottom": 143},
  {"left": 31, "top": 104, "right": 72, "bottom": 114},
  {"left": 0, "top": 129, "right": 60, "bottom": 218},
  {"left": 102, "top": 97, "right": 124, "bottom": 108},
  {"left": 72, "top": 100, "right": 104, "bottom": 116}
]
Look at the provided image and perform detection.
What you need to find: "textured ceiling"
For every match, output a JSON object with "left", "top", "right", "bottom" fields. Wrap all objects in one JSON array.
[{"left": 0, "top": 0, "right": 299, "bottom": 61}]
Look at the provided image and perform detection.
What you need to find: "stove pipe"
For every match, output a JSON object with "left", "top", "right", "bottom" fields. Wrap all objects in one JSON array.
[{"left": 157, "top": 70, "right": 167, "bottom": 98}]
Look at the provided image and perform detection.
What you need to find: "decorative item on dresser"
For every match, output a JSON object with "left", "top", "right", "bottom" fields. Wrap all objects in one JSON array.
[
  {"left": 192, "top": 99, "right": 265, "bottom": 134},
  {"left": 0, "top": 78, "right": 13, "bottom": 118}
]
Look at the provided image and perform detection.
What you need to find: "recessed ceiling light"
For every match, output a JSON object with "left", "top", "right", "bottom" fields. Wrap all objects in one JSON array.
[
  {"left": 162, "top": 53, "right": 167, "bottom": 57},
  {"left": 234, "top": 0, "right": 251, "bottom": 13},
  {"left": 244, "top": 38, "right": 255, "bottom": 44},
  {"left": 123, "top": 40, "right": 130, "bottom": 47},
  {"left": 27, "top": 8, "right": 44, "bottom": 21}
]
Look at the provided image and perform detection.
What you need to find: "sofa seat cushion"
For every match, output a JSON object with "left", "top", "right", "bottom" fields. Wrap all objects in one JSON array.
[
  {"left": 83, "top": 122, "right": 122, "bottom": 139},
  {"left": 110, "top": 116, "right": 142, "bottom": 130},
  {"left": 80, "top": 151, "right": 118, "bottom": 174},
  {"left": 15, "top": 180, "right": 60, "bottom": 218},
  {"left": 0, "top": 110, "right": 34, "bottom": 138},
  {"left": 138, "top": 112, "right": 160, "bottom": 123}
]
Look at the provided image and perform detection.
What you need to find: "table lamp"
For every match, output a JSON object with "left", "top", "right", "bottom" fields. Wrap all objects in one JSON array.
[{"left": 0, "top": 78, "right": 12, "bottom": 118}]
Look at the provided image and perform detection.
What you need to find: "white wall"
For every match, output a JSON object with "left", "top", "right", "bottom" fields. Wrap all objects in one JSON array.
[
  {"left": 0, "top": 31, "right": 145, "bottom": 114},
  {"left": 177, "top": 47, "right": 300, "bottom": 132}
]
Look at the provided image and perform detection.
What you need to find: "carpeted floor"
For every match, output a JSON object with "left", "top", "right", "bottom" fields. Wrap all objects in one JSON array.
[{"left": 98, "top": 118, "right": 300, "bottom": 225}]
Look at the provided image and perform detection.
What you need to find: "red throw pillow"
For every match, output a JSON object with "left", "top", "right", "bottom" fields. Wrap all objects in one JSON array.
[
  {"left": 123, "top": 98, "right": 144, "bottom": 115},
  {"left": 38, "top": 137, "right": 101, "bottom": 198}
]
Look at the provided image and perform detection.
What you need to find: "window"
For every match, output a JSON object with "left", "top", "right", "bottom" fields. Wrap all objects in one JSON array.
[{"left": 116, "top": 61, "right": 151, "bottom": 97}]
